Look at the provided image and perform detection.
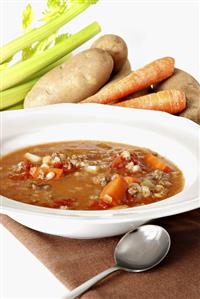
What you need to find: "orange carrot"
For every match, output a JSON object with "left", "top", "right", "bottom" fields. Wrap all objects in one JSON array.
[
  {"left": 115, "top": 89, "right": 186, "bottom": 114},
  {"left": 31, "top": 167, "right": 41, "bottom": 179},
  {"left": 81, "top": 57, "right": 174, "bottom": 104},
  {"left": 144, "top": 153, "right": 172, "bottom": 172},
  {"left": 51, "top": 168, "right": 63, "bottom": 180},
  {"left": 100, "top": 175, "right": 128, "bottom": 205}
]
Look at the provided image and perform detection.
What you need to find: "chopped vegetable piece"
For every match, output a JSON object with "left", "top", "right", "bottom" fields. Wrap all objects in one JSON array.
[
  {"left": 30, "top": 167, "right": 63, "bottom": 180},
  {"left": 144, "top": 153, "right": 172, "bottom": 173},
  {"left": 100, "top": 175, "right": 128, "bottom": 206},
  {"left": 111, "top": 155, "right": 126, "bottom": 169},
  {"left": 55, "top": 198, "right": 77, "bottom": 209},
  {"left": 51, "top": 168, "right": 63, "bottom": 180},
  {"left": 24, "top": 152, "right": 42, "bottom": 163},
  {"left": 111, "top": 205, "right": 129, "bottom": 209},
  {"left": 9, "top": 173, "right": 30, "bottom": 180},
  {"left": 124, "top": 176, "right": 141, "bottom": 184}
]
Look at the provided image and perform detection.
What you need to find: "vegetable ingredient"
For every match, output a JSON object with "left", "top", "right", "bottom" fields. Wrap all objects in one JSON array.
[
  {"left": 87, "top": 59, "right": 131, "bottom": 105},
  {"left": 154, "top": 68, "right": 200, "bottom": 124},
  {"left": 115, "top": 89, "right": 186, "bottom": 114},
  {"left": 81, "top": 57, "right": 175, "bottom": 104},
  {"left": 144, "top": 153, "right": 172, "bottom": 173},
  {"left": 0, "top": 53, "right": 71, "bottom": 110},
  {"left": 121, "top": 87, "right": 153, "bottom": 101},
  {"left": 91, "top": 34, "right": 128, "bottom": 72},
  {"left": 0, "top": 0, "right": 97, "bottom": 63},
  {"left": 102, "top": 59, "right": 131, "bottom": 85},
  {"left": 0, "top": 22, "right": 101, "bottom": 91},
  {"left": 6, "top": 102, "right": 24, "bottom": 111},
  {"left": 24, "top": 48, "right": 113, "bottom": 108},
  {"left": 0, "top": 79, "right": 37, "bottom": 110},
  {"left": 20, "top": 2, "right": 71, "bottom": 62},
  {"left": 31, "top": 167, "right": 63, "bottom": 180},
  {"left": 99, "top": 175, "right": 128, "bottom": 206}
]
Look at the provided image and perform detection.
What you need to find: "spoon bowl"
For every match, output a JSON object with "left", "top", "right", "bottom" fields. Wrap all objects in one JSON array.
[
  {"left": 66, "top": 224, "right": 171, "bottom": 299},
  {"left": 115, "top": 224, "right": 171, "bottom": 272}
]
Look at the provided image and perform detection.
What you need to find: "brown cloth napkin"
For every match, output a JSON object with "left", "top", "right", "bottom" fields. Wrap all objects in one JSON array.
[{"left": 1, "top": 209, "right": 200, "bottom": 299}]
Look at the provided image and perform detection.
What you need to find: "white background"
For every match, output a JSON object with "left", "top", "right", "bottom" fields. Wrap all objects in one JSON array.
[{"left": 0, "top": 0, "right": 199, "bottom": 298}]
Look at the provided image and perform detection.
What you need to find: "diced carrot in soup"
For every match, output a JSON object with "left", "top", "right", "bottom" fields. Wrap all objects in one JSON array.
[
  {"left": 144, "top": 153, "right": 172, "bottom": 172},
  {"left": 100, "top": 175, "right": 128, "bottom": 206}
]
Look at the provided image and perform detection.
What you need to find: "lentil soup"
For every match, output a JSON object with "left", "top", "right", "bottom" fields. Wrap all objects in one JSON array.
[{"left": 0, "top": 141, "right": 184, "bottom": 210}]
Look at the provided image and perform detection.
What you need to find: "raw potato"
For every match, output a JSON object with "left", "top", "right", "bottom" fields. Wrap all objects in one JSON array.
[
  {"left": 154, "top": 68, "right": 200, "bottom": 124},
  {"left": 105, "top": 60, "right": 131, "bottom": 83},
  {"left": 91, "top": 34, "right": 128, "bottom": 72},
  {"left": 24, "top": 49, "right": 114, "bottom": 108}
]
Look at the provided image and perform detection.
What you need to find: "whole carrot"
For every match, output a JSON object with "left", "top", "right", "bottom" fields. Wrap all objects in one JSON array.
[
  {"left": 115, "top": 89, "right": 186, "bottom": 114},
  {"left": 82, "top": 57, "right": 175, "bottom": 104}
]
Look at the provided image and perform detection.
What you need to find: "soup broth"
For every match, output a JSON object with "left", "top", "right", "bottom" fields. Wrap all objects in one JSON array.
[{"left": 0, "top": 141, "right": 184, "bottom": 210}]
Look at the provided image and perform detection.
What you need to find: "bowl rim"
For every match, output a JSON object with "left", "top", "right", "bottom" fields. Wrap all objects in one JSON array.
[
  {"left": 1, "top": 195, "right": 200, "bottom": 223},
  {"left": 1, "top": 104, "right": 200, "bottom": 222}
]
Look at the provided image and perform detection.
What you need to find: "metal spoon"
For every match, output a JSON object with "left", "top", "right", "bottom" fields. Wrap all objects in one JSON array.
[{"left": 66, "top": 225, "right": 171, "bottom": 299}]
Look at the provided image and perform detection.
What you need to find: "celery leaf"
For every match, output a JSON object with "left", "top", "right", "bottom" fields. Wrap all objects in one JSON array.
[
  {"left": 22, "top": 4, "right": 35, "bottom": 31},
  {"left": 34, "top": 34, "right": 56, "bottom": 55},
  {"left": 41, "top": 0, "right": 68, "bottom": 23},
  {"left": 70, "top": 0, "right": 98, "bottom": 4},
  {"left": 55, "top": 33, "right": 70, "bottom": 44},
  {"left": 22, "top": 47, "right": 35, "bottom": 61},
  {"left": 22, "top": 4, "right": 35, "bottom": 60},
  {"left": 47, "top": 0, "right": 67, "bottom": 9}
]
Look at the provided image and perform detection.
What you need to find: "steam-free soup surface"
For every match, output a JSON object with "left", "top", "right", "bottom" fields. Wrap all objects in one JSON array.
[{"left": 0, "top": 141, "right": 184, "bottom": 210}]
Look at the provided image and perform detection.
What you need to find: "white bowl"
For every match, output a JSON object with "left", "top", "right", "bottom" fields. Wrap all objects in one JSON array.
[{"left": 1, "top": 104, "right": 200, "bottom": 238}]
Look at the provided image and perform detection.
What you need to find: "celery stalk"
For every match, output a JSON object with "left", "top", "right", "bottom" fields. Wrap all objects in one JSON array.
[
  {"left": 6, "top": 101, "right": 24, "bottom": 110},
  {"left": 0, "top": 22, "right": 101, "bottom": 91},
  {"left": 0, "top": 79, "right": 38, "bottom": 110},
  {"left": 30, "top": 53, "right": 71, "bottom": 79},
  {"left": 0, "top": 52, "right": 71, "bottom": 110},
  {"left": 0, "top": 2, "right": 91, "bottom": 63}
]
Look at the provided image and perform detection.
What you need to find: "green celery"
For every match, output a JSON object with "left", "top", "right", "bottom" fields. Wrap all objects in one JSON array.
[
  {"left": 0, "top": 1, "right": 92, "bottom": 63},
  {"left": 6, "top": 101, "right": 24, "bottom": 110},
  {"left": 0, "top": 22, "right": 101, "bottom": 91},
  {"left": 29, "top": 52, "right": 71, "bottom": 79},
  {"left": 0, "top": 79, "right": 38, "bottom": 110},
  {"left": 0, "top": 52, "right": 71, "bottom": 110}
]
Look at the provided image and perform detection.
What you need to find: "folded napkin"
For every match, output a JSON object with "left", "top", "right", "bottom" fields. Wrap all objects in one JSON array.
[{"left": 1, "top": 209, "right": 200, "bottom": 299}]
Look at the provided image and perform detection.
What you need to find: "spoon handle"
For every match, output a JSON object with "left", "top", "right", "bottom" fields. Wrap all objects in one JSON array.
[{"left": 65, "top": 266, "right": 120, "bottom": 299}]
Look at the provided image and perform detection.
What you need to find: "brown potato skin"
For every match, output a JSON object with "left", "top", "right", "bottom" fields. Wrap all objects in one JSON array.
[
  {"left": 154, "top": 68, "right": 200, "bottom": 124},
  {"left": 106, "top": 59, "right": 131, "bottom": 84},
  {"left": 91, "top": 34, "right": 128, "bottom": 73},
  {"left": 24, "top": 49, "right": 114, "bottom": 108}
]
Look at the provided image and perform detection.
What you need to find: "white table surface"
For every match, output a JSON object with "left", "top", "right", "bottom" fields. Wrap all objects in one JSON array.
[{"left": 1, "top": 0, "right": 199, "bottom": 298}]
